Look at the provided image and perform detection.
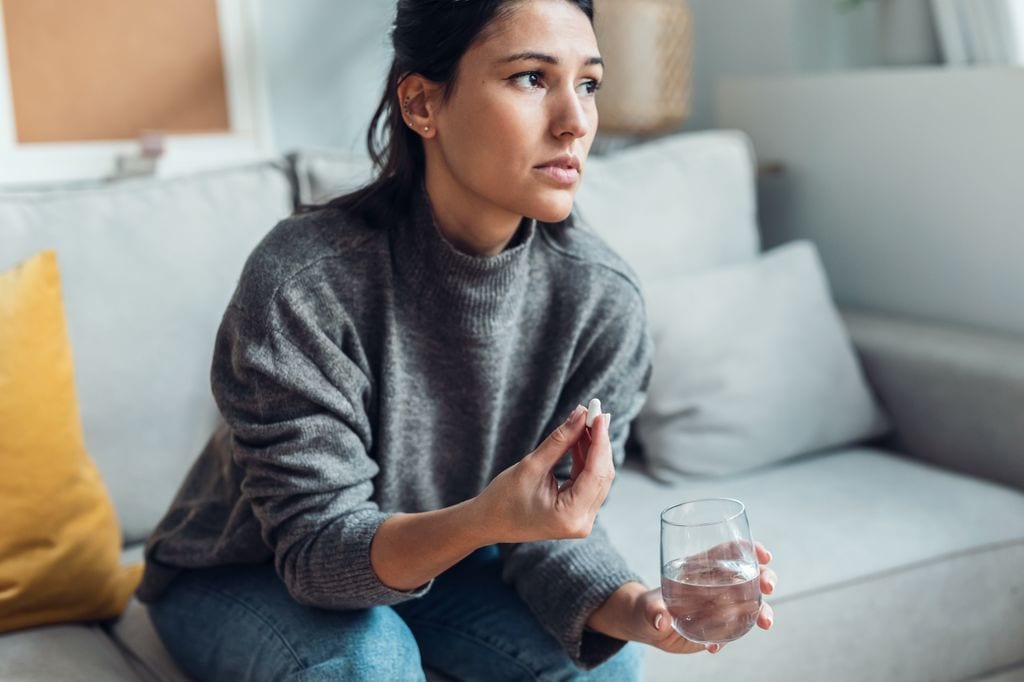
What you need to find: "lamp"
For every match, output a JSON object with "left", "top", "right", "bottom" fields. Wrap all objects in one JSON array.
[{"left": 593, "top": 0, "right": 694, "bottom": 136}]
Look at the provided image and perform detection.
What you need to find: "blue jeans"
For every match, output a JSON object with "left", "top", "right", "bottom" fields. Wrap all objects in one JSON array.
[{"left": 146, "top": 546, "right": 643, "bottom": 681}]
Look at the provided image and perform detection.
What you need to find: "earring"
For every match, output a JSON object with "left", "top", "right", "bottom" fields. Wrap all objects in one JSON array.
[{"left": 423, "top": 126, "right": 429, "bottom": 131}]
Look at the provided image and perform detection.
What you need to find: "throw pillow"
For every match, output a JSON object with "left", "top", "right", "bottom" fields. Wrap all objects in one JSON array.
[
  {"left": 635, "top": 240, "right": 891, "bottom": 479},
  {"left": 0, "top": 250, "right": 142, "bottom": 634}
]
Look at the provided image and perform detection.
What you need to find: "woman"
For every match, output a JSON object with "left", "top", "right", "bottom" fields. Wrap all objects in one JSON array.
[{"left": 138, "top": 0, "right": 777, "bottom": 679}]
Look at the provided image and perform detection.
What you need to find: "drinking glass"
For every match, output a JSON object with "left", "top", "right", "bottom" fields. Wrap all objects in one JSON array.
[{"left": 660, "top": 498, "right": 762, "bottom": 645}]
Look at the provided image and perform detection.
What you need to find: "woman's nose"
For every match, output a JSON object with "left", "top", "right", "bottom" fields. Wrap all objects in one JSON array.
[{"left": 550, "top": 88, "right": 590, "bottom": 140}]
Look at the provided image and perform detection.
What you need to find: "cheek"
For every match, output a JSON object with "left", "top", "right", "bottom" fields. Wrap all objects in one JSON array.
[{"left": 448, "top": 104, "right": 536, "bottom": 172}]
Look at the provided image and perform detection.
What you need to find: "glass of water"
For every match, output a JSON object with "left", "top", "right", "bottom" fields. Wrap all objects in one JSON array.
[{"left": 660, "top": 498, "right": 762, "bottom": 645}]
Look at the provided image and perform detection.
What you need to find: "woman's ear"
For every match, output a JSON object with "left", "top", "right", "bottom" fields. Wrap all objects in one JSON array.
[{"left": 397, "top": 75, "right": 440, "bottom": 138}]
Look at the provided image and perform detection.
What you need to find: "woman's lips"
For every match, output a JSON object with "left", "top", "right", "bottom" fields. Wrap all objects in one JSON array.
[{"left": 533, "top": 165, "right": 579, "bottom": 185}]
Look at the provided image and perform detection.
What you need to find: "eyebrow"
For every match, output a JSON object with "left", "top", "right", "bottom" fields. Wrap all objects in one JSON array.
[{"left": 494, "top": 51, "right": 603, "bottom": 67}]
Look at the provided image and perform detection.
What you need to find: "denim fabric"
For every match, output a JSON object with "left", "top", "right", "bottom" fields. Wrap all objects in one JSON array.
[{"left": 147, "top": 546, "right": 643, "bottom": 681}]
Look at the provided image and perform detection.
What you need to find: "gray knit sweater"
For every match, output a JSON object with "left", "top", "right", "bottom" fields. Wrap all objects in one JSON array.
[{"left": 137, "top": 182, "right": 654, "bottom": 668}]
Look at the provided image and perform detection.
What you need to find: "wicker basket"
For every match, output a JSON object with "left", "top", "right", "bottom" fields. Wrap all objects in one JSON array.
[{"left": 593, "top": 0, "right": 694, "bottom": 135}]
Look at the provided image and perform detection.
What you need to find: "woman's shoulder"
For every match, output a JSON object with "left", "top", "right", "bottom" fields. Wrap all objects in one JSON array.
[{"left": 231, "top": 204, "right": 389, "bottom": 316}]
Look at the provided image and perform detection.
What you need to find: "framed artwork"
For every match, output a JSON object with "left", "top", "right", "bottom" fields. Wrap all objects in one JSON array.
[{"left": 0, "top": 0, "right": 273, "bottom": 187}]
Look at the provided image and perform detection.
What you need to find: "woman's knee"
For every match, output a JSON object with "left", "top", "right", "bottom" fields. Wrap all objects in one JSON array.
[
  {"left": 585, "top": 641, "right": 644, "bottom": 681},
  {"left": 510, "top": 639, "right": 643, "bottom": 682},
  {"left": 285, "top": 606, "right": 425, "bottom": 682}
]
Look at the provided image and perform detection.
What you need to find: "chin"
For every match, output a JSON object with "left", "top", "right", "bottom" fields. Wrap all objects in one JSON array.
[{"left": 527, "top": 193, "right": 576, "bottom": 223}]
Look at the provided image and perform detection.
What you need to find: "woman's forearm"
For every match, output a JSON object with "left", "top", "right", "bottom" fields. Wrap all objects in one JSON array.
[{"left": 369, "top": 497, "right": 490, "bottom": 591}]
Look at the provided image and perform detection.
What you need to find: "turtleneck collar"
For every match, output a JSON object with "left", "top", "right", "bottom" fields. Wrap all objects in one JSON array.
[{"left": 391, "top": 181, "right": 537, "bottom": 337}]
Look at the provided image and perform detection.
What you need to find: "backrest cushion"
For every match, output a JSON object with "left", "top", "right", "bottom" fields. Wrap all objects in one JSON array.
[
  {"left": 290, "top": 148, "right": 375, "bottom": 206},
  {"left": 0, "top": 163, "right": 294, "bottom": 543},
  {"left": 575, "top": 129, "right": 762, "bottom": 286}
]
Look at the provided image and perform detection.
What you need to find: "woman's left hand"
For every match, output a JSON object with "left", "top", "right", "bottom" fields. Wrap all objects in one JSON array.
[
  {"left": 645, "top": 541, "right": 775, "bottom": 654},
  {"left": 588, "top": 542, "right": 776, "bottom": 654}
]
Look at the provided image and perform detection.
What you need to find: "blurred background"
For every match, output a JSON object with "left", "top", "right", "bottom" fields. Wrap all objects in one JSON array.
[
  {"left": 1, "top": 5, "right": 1022, "bottom": 679},
  {"left": 1, "top": 0, "right": 1021, "bottom": 338}
]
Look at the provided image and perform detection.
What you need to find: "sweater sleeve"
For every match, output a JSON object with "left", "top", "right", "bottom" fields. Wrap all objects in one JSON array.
[
  {"left": 499, "top": 282, "right": 655, "bottom": 669},
  {"left": 211, "top": 280, "right": 432, "bottom": 610}
]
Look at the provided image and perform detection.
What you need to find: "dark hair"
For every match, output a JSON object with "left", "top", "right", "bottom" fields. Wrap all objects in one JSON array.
[{"left": 296, "top": 0, "right": 595, "bottom": 228}]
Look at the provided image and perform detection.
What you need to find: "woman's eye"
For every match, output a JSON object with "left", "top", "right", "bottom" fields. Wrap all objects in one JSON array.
[
  {"left": 510, "top": 72, "right": 543, "bottom": 89},
  {"left": 509, "top": 72, "right": 602, "bottom": 96}
]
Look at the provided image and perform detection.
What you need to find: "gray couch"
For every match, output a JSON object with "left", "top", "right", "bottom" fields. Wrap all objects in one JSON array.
[{"left": 2, "top": 130, "right": 1022, "bottom": 682}]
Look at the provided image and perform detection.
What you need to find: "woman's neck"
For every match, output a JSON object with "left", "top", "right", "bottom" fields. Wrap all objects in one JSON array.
[{"left": 422, "top": 164, "right": 524, "bottom": 258}]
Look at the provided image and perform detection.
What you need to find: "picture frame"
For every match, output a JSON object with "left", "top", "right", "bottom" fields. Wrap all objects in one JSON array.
[{"left": 0, "top": 0, "right": 274, "bottom": 188}]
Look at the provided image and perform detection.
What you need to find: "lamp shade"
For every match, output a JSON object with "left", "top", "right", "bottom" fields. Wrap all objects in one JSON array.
[{"left": 594, "top": 0, "right": 693, "bottom": 135}]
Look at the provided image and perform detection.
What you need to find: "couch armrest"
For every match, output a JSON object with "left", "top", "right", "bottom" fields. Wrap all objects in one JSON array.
[{"left": 840, "top": 307, "right": 1024, "bottom": 490}]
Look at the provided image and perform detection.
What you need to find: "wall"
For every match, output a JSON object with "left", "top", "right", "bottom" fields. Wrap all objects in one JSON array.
[
  {"left": 258, "top": 0, "right": 394, "bottom": 154},
  {"left": 681, "top": 0, "right": 940, "bottom": 132},
  {"left": 717, "top": 67, "right": 1024, "bottom": 338}
]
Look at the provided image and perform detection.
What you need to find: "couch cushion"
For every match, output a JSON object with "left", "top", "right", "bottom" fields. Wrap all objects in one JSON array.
[
  {"left": 108, "top": 597, "right": 192, "bottom": 682},
  {"left": 0, "top": 623, "right": 141, "bottom": 681},
  {"left": 0, "top": 163, "right": 295, "bottom": 543},
  {"left": 575, "top": 129, "right": 761, "bottom": 287},
  {"left": 289, "top": 148, "right": 375, "bottom": 206},
  {"left": 602, "top": 448, "right": 1024, "bottom": 681},
  {"left": 843, "top": 308, "right": 1024, "bottom": 491},
  {"left": 0, "top": 251, "right": 142, "bottom": 634},
  {"left": 636, "top": 240, "right": 890, "bottom": 478}
]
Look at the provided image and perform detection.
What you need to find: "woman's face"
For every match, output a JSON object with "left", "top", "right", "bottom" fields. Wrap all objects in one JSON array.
[{"left": 425, "top": 0, "right": 602, "bottom": 230}]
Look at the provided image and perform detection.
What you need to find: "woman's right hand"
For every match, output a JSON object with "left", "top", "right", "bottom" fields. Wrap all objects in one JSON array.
[{"left": 472, "top": 405, "right": 615, "bottom": 544}]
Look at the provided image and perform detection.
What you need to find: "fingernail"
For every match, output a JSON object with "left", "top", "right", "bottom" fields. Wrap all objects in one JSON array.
[
  {"left": 654, "top": 613, "right": 663, "bottom": 630},
  {"left": 707, "top": 644, "right": 720, "bottom": 653},
  {"left": 767, "top": 615, "right": 774, "bottom": 628},
  {"left": 566, "top": 406, "right": 584, "bottom": 425}
]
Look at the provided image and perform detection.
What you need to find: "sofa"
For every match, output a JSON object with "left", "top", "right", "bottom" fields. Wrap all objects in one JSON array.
[{"left": 2, "top": 129, "right": 1022, "bottom": 682}]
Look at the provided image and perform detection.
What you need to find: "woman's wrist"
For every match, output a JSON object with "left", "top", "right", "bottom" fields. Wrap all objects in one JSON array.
[
  {"left": 370, "top": 496, "right": 493, "bottom": 591},
  {"left": 457, "top": 494, "right": 497, "bottom": 548},
  {"left": 585, "top": 581, "right": 648, "bottom": 641}
]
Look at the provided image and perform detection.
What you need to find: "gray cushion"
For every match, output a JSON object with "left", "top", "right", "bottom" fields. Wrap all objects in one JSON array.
[
  {"left": 636, "top": 240, "right": 891, "bottom": 478},
  {"left": 289, "top": 147, "right": 375, "bottom": 206},
  {"left": 602, "top": 448, "right": 1024, "bottom": 681},
  {"left": 0, "top": 623, "right": 141, "bottom": 681},
  {"left": 108, "top": 598, "right": 192, "bottom": 682},
  {"left": 575, "top": 129, "right": 761, "bottom": 288},
  {"left": 0, "top": 163, "right": 295, "bottom": 543},
  {"left": 842, "top": 308, "right": 1024, "bottom": 490}
]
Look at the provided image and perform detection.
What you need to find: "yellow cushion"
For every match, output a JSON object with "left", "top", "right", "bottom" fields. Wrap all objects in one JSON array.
[{"left": 0, "top": 250, "right": 142, "bottom": 633}]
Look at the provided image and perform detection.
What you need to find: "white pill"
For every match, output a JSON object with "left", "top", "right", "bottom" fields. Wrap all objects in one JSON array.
[{"left": 586, "top": 398, "right": 601, "bottom": 427}]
